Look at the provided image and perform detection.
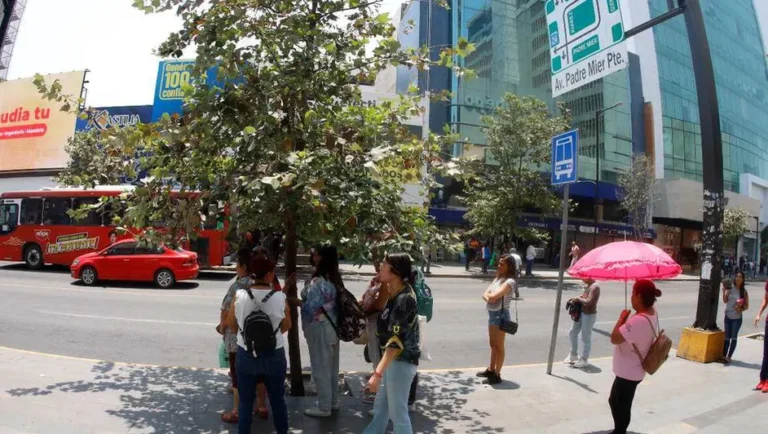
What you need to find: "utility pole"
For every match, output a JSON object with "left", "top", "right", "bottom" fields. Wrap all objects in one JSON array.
[{"left": 592, "top": 101, "right": 623, "bottom": 249}]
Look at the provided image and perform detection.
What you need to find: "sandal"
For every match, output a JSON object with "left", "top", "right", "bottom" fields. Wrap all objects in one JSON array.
[
  {"left": 221, "top": 411, "right": 239, "bottom": 424},
  {"left": 256, "top": 407, "right": 269, "bottom": 420}
]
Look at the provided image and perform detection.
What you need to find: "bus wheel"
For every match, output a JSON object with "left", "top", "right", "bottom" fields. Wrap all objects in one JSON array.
[
  {"left": 154, "top": 269, "right": 175, "bottom": 289},
  {"left": 24, "top": 245, "right": 43, "bottom": 270},
  {"left": 80, "top": 266, "right": 98, "bottom": 286}
]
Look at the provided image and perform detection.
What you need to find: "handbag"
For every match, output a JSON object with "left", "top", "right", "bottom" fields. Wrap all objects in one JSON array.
[
  {"left": 632, "top": 314, "right": 672, "bottom": 375},
  {"left": 498, "top": 293, "right": 519, "bottom": 335}
]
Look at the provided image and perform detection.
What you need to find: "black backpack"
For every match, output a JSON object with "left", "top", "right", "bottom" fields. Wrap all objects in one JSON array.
[
  {"left": 322, "top": 285, "right": 366, "bottom": 342},
  {"left": 240, "top": 289, "right": 281, "bottom": 355}
]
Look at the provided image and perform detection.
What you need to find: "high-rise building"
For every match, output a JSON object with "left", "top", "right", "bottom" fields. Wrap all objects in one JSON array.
[
  {"left": 0, "top": 0, "right": 26, "bottom": 80},
  {"left": 394, "top": 0, "right": 766, "bottom": 263}
]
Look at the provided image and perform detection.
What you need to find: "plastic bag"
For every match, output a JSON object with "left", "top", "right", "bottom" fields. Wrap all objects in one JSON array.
[
  {"left": 218, "top": 341, "right": 229, "bottom": 368},
  {"left": 418, "top": 315, "right": 432, "bottom": 362}
]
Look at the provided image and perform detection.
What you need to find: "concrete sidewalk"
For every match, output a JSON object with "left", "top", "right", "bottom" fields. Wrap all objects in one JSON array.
[{"left": 1, "top": 335, "right": 767, "bottom": 433}]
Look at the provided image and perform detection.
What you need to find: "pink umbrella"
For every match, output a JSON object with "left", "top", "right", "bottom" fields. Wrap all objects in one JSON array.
[{"left": 568, "top": 240, "right": 682, "bottom": 281}]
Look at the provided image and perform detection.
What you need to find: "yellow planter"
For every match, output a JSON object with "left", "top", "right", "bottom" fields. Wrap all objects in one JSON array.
[{"left": 676, "top": 327, "right": 725, "bottom": 363}]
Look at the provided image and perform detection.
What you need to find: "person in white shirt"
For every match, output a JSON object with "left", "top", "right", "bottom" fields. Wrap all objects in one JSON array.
[
  {"left": 508, "top": 247, "right": 523, "bottom": 285},
  {"left": 226, "top": 255, "right": 291, "bottom": 434},
  {"left": 525, "top": 244, "right": 536, "bottom": 277}
]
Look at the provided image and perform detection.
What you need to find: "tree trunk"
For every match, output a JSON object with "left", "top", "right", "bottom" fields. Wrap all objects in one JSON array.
[{"left": 284, "top": 210, "right": 305, "bottom": 396}]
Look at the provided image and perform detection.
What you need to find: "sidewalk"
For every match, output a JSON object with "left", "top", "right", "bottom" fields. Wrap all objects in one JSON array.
[{"left": 1, "top": 336, "right": 766, "bottom": 433}]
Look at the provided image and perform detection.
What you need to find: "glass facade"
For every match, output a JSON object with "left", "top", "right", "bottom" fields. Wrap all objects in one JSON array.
[
  {"left": 448, "top": 0, "right": 633, "bottom": 185},
  {"left": 649, "top": 0, "right": 768, "bottom": 192}
]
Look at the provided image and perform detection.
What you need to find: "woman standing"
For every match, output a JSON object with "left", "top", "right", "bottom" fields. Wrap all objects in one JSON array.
[
  {"left": 297, "top": 245, "right": 342, "bottom": 417},
  {"left": 752, "top": 279, "right": 768, "bottom": 392},
  {"left": 477, "top": 255, "right": 517, "bottom": 385},
  {"left": 227, "top": 257, "right": 291, "bottom": 434},
  {"left": 364, "top": 253, "right": 420, "bottom": 434},
  {"left": 219, "top": 249, "right": 257, "bottom": 424},
  {"left": 609, "top": 280, "right": 662, "bottom": 434},
  {"left": 722, "top": 272, "right": 749, "bottom": 363},
  {"left": 361, "top": 264, "right": 387, "bottom": 404}
]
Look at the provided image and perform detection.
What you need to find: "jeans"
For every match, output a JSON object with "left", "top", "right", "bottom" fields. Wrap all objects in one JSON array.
[
  {"left": 304, "top": 321, "right": 340, "bottom": 412},
  {"left": 526, "top": 259, "right": 533, "bottom": 276},
  {"left": 482, "top": 258, "right": 490, "bottom": 273},
  {"left": 236, "top": 347, "right": 288, "bottom": 434},
  {"left": 761, "top": 321, "right": 768, "bottom": 381},
  {"left": 722, "top": 316, "right": 743, "bottom": 359},
  {"left": 568, "top": 313, "right": 596, "bottom": 360},
  {"left": 364, "top": 360, "right": 418, "bottom": 434},
  {"left": 608, "top": 376, "right": 641, "bottom": 434}
]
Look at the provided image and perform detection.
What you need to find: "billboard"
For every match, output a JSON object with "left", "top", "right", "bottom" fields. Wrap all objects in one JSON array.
[
  {"left": 0, "top": 71, "right": 85, "bottom": 172},
  {"left": 151, "top": 60, "right": 220, "bottom": 122},
  {"left": 75, "top": 105, "right": 152, "bottom": 132}
]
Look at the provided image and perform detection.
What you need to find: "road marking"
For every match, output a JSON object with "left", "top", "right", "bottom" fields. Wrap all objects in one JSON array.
[
  {"left": 37, "top": 310, "right": 216, "bottom": 327},
  {"left": 0, "top": 279, "right": 222, "bottom": 299}
]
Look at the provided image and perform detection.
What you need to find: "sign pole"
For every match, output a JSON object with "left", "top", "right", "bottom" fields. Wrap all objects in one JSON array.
[{"left": 547, "top": 184, "right": 570, "bottom": 375}]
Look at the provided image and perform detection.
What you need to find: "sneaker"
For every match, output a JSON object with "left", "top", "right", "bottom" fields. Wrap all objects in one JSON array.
[
  {"left": 754, "top": 381, "right": 765, "bottom": 391},
  {"left": 408, "top": 403, "right": 416, "bottom": 412},
  {"left": 368, "top": 409, "right": 375, "bottom": 417},
  {"left": 362, "top": 391, "right": 376, "bottom": 404},
  {"left": 564, "top": 355, "right": 577, "bottom": 364},
  {"left": 476, "top": 368, "right": 493, "bottom": 378},
  {"left": 762, "top": 382, "right": 768, "bottom": 393},
  {"left": 304, "top": 408, "right": 332, "bottom": 418},
  {"left": 483, "top": 373, "right": 502, "bottom": 385},
  {"left": 573, "top": 359, "right": 589, "bottom": 369}
]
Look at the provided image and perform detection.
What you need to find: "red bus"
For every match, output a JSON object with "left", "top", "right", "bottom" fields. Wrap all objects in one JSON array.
[{"left": 0, "top": 186, "right": 229, "bottom": 269}]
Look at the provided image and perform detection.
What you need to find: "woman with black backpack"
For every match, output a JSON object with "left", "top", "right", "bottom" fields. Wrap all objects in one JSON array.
[
  {"left": 226, "top": 256, "right": 291, "bottom": 434},
  {"left": 294, "top": 245, "right": 343, "bottom": 418}
]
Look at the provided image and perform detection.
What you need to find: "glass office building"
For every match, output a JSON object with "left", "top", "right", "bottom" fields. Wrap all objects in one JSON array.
[{"left": 649, "top": 0, "right": 768, "bottom": 193}]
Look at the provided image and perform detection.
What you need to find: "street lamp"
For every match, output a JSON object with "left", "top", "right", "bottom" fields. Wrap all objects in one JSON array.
[{"left": 592, "top": 101, "right": 623, "bottom": 249}]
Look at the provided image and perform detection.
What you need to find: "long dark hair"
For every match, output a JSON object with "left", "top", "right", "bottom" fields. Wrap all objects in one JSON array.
[
  {"left": 384, "top": 253, "right": 413, "bottom": 285},
  {"left": 734, "top": 271, "right": 748, "bottom": 299},
  {"left": 496, "top": 255, "right": 516, "bottom": 280},
  {"left": 313, "top": 244, "right": 344, "bottom": 289},
  {"left": 236, "top": 248, "right": 252, "bottom": 273}
]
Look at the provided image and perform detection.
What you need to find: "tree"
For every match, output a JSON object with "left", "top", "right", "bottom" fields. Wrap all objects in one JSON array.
[
  {"left": 37, "top": 0, "right": 475, "bottom": 395},
  {"left": 618, "top": 154, "right": 656, "bottom": 240},
  {"left": 463, "top": 94, "right": 570, "bottom": 243},
  {"left": 722, "top": 207, "right": 750, "bottom": 253}
]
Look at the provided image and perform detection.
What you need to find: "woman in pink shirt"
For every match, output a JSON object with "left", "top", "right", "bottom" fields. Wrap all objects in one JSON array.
[{"left": 609, "top": 280, "right": 662, "bottom": 434}]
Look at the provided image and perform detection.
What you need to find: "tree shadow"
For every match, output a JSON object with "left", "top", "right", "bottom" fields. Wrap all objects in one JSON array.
[{"left": 5, "top": 361, "right": 232, "bottom": 433}]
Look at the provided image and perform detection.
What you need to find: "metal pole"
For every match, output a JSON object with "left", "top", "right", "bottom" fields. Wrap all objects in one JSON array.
[
  {"left": 547, "top": 184, "right": 570, "bottom": 375},
  {"left": 593, "top": 110, "right": 599, "bottom": 250},
  {"left": 686, "top": 0, "right": 725, "bottom": 330},
  {"left": 755, "top": 216, "right": 760, "bottom": 276}
]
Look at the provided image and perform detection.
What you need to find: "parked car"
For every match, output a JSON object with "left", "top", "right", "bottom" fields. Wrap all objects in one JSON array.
[{"left": 71, "top": 240, "right": 199, "bottom": 288}]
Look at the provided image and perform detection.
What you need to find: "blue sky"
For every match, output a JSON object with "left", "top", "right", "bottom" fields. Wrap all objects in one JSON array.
[{"left": 8, "top": 0, "right": 768, "bottom": 107}]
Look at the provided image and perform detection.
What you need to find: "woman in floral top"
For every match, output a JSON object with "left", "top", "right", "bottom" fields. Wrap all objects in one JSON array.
[
  {"left": 295, "top": 244, "right": 341, "bottom": 417},
  {"left": 364, "top": 253, "right": 420, "bottom": 434}
]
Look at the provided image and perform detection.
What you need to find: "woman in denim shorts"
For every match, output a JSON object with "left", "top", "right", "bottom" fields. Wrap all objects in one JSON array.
[{"left": 478, "top": 255, "right": 517, "bottom": 385}]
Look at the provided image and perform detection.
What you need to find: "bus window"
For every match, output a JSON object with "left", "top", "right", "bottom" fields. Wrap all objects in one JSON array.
[
  {"left": 0, "top": 203, "right": 19, "bottom": 234},
  {"left": 73, "top": 198, "right": 101, "bottom": 225},
  {"left": 21, "top": 198, "right": 42, "bottom": 225},
  {"left": 43, "top": 198, "right": 73, "bottom": 225},
  {"left": 102, "top": 201, "right": 125, "bottom": 226}
]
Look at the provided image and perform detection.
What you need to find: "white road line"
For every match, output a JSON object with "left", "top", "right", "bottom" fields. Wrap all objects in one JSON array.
[{"left": 38, "top": 310, "right": 216, "bottom": 327}]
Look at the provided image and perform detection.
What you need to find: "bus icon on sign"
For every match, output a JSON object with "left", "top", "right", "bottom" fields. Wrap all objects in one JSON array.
[{"left": 551, "top": 130, "right": 579, "bottom": 185}]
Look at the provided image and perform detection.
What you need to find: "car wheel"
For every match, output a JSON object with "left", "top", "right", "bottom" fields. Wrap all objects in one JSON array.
[
  {"left": 80, "top": 266, "right": 98, "bottom": 286},
  {"left": 155, "top": 269, "right": 175, "bottom": 289},
  {"left": 24, "top": 244, "right": 43, "bottom": 270}
]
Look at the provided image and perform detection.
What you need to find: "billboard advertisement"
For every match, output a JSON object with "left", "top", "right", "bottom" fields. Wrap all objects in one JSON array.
[
  {"left": 75, "top": 105, "right": 152, "bottom": 132},
  {"left": 151, "top": 60, "right": 219, "bottom": 122},
  {"left": 0, "top": 71, "right": 85, "bottom": 172}
]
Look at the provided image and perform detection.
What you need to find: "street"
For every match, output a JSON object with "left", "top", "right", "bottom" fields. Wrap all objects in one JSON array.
[{"left": 0, "top": 262, "right": 758, "bottom": 372}]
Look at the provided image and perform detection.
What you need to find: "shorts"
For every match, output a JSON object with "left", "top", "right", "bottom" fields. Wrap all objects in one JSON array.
[{"left": 488, "top": 309, "right": 510, "bottom": 327}]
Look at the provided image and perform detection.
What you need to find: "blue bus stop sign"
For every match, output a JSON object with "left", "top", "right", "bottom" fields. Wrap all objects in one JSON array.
[{"left": 551, "top": 129, "right": 579, "bottom": 185}]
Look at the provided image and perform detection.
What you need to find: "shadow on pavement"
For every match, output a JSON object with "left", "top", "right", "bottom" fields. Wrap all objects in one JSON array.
[
  {"left": 551, "top": 374, "right": 599, "bottom": 394},
  {"left": 727, "top": 360, "right": 762, "bottom": 370},
  {"left": 0, "top": 263, "right": 70, "bottom": 273},
  {"left": 6, "top": 361, "right": 233, "bottom": 433},
  {"left": 69, "top": 280, "right": 200, "bottom": 291}
]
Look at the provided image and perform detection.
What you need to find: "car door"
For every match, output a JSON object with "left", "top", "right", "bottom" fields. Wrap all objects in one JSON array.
[
  {"left": 103, "top": 242, "right": 136, "bottom": 280},
  {"left": 131, "top": 246, "right": 164, "bottom": 281}
]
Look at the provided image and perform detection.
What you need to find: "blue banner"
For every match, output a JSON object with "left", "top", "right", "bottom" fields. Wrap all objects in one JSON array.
[
  {"left": 75, "top": 105, "right": 152, "bottom": 132},
  {"left": 150, "top": 60, "right": 220, "bottom": 122}
]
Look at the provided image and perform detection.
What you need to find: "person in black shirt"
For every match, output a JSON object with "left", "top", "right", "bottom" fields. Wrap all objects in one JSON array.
[{"left": 363, "top": 253, "right": 420, "bottom": 434}]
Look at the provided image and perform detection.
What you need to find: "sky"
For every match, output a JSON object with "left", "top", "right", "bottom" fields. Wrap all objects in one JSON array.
[{"left": 7, "top": 0, "right": 768, "bottom": 108}]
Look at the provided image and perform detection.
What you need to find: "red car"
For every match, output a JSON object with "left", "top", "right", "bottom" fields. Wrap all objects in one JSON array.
[{"left": 71, "top": 240, "right": 199, "bottom": 288}]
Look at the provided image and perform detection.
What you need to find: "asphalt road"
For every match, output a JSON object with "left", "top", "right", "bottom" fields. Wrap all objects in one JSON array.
[{"left": 0, "top": 263, "right": 761, "bottom": 373}]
